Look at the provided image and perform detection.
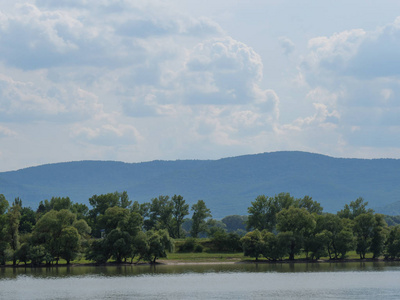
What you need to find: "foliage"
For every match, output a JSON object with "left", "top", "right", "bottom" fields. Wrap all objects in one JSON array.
[
  {"left": 178, "top": 238, "right": 198, "bottom": 252},
  {"left": 338, "top": 197, "right": 374, "bottom": 220},
  {"left": 385, "top": 226, "right": 400, "bottom": 259},
  {"left": 276, "top": 207, "right": 315, "bottom": 260},
  {"left": 211, "top": 231, "right": 242, "bottom": 252},
  {"left": 0, "top": 190, "right": 396, "bottom": 266},
  {"left": 190, "top": 200, "right": 212, "bottom": 238},
  {"left": 240, "top": 230, "right": 264, "bottom": 261},
  {"left": 171, "top": 195, "right": 189, "bottom": 238},
  {"left": 221, "top": 215, "right": 247, "bottom": 233},
  {"left": 352, "top": 212, "right": 387, "bottom": 259},
  {"left": 145, "top": 229, "right": 174, "bottom": 263}
]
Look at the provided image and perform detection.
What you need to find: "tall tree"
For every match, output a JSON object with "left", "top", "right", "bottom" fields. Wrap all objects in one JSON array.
[
  {"left": 146, "top": 229, "right": 173, "bottom": 263},
  {"left": 353, "top": 212, "right": 374, "bottom": 259},
  {"left": 247, "top": 193, "right": 296, "bottom": 232},
  {"left": 171, "top": 195, "right": 189, "bottom": 238},
  {"left": 276, "top": 207, "right": 316, "bottom": 260},
  {"left": 247, "top": 195, "right": 274, "bottom": 231},
  {"left": 19, "top": 206, "right": 36, "bottom": 234},
  {"left": 190, "top": 200, "right": 212, "bottom": 238},
  {"left": 6, "top": 200, "right": 21, "bottom": 265},
  {"left": 148, "top": 196, "right": 173, "bottom": 233},
  {"left": 385, "top": 226, "right": 400, "bottom": 259},
  {"left": 59, "top": 226, "right": 80, "bottom": 264},
  {"left": 32, "top": 209, "right": 90, "bottom": 264},
  {"left": 0, "top": 194, "right": 9, "bottom": 265},
  {"left": 88, "top": 191, "right": 130, "bottom": 236},
  {"left": 338, "top": 197, "right": 374, "bottom": 219},
  {"left": 240, "top": 230, "right": 264, "bottom": 261},
  {"left": 370, "top": 214, "right": 387, "bottom": 259},
  {"left": 296, "top": 196, "right": 323, "bottom": 215}
]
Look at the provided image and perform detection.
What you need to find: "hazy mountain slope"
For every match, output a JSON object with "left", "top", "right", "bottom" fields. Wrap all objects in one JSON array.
[{"left": 0, "top": 151, "right": 399, "bottom": 217}]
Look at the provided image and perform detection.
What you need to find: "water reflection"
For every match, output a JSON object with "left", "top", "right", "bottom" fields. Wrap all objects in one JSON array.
[
  {"left": 1, "top": 262, "right": 400, "bottom": 300},
  {"left": 1, "top": 261, "right": 400, "bottom": 279}
]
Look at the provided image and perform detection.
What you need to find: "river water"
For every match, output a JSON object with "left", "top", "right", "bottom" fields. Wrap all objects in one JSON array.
[{"left": 1, "top": 262, "right": 400, "bottom": 299}]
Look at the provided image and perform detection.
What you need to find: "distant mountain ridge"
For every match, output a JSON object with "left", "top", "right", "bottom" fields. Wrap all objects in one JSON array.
[{"left": 0, "top": 151, "right": 399, "bottom": 217}]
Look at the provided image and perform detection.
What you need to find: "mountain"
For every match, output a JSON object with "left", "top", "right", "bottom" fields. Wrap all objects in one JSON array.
[{"left": 0, "top": 151, "right": 399, "bottom": 218}]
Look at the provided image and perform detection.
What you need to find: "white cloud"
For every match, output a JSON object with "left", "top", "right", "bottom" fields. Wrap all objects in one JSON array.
[
  {"left": 304, "top": 17, "right": 400, "bottom": 81},
  {"left": 0, "top": 71, "right": 103, "bottom": 122},
  {"left": 279, "top": 36, "right": 295, "bottom": 55},
  {"left": 181, "top": 37, "right": 276, "bottom": 108},
  {"left": 299, "top": 17, "right": 400, "bottom": 151},
  {"left": 0, "top": 125, "right": 16, "bottom": 137},
  {"left": 71, "top": 122, "right": 141, "bottom": 146},
  {"left": 4, "top": 0, "right": 400, "bottom": 172}
]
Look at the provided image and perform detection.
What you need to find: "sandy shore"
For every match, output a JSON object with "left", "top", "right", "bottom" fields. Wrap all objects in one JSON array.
[{"left": 1, "top": 257, "right": 398, "bottom": 268}]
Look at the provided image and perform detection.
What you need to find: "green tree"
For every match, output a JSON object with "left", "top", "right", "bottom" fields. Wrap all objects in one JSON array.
[
  {"left": 296, "top": 196, "right": 323, "bottom": 215},
  {"left": 247, "top": 193, "right": 296, "bottom": 232},
  {"left": 171, "top": 195, "right": 189, "bottom": 238},
  {"left": 335, "top": 227, "right": 355, "bottom": 258},
  {"left": 247, "top": 195, "right": 274, "bottom": 231},
  {"left": 0, "top": 194, "right": 9, "bottom": 265},
  {"left": 98, "top": 206, "right": 130, "bottom": 234},
  {"left": 0, "top": 194, "right": 9, "bottom": 215},
  {"left": 353, "top": 212, "right": 375, "bottom": 259},
  {"left": 6, "top": 201, "right": 21, "bottom": 265},
  {"left": 32, "top": 209, "right": 89, "bottom": 264},
  {"left": 71, "top": 203, "right": 89, "bottom": 220},
  {"left": 221, "top": 215, "right": 247, "bottom": 233},
  {"left": 190, "top": 200, "right": 212, "bottom": 238},
  {"left": 370, "top": 214, "right": 387, "bottom": 258},
  {"left": 276, "top": 207, "right": 316, "bottom": 260},
  {"left": 385, "top": 225, "right": 400, "bottom": 259},
  {"left": 316, "top": 213, "right": 354, "bottom": 259},
  {"left": 16, "top": 242, "right": 30, "bottom": 265},
  {"left": 261, "top": 231, "right": 288, "bottom": 261},
  {"left": 133, "top": 231, "right": 149, "bottom": 262},
  {"left": 59, "top": 226, "right": 80, "bottom": 264},
  {"left": 240, "top": 230, "right": 264, "bottom": 261},
  {"left": 105, "top": 229, "right": 133, "bottom": 263},
  {"left": 88, "top": 191, "right": 130, "bottom": 236},
  {"left": 338, "top": 197, "right": 374, "bottom": 219},
  {"left": 50, "top": 197, "right": 73, "bottom": 211},
  {"left": 19, "top": 206, "right": 36, "bottom": 234},
  {"left": 119, "top": 191, "right": 132, "bottom": 209},
  {"left": 147, "top": 196, "right": 173, "bottom": 233},
  {"left": 85, "top": 239, "right": 108, "bottom": 264},
  {"left": 211, "top": 231, "right": 242, "bottom": 252},
  {"left": 145, "top": 229, "right": 173, "bottom": 263}
]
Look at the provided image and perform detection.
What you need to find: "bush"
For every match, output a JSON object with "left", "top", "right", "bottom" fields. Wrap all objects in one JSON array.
[
  {"left": 194, "top": 244, "right": 203, "bottom": 253},
  {"left": 178, "top": 238, "right": 197, "bottom": 252}
]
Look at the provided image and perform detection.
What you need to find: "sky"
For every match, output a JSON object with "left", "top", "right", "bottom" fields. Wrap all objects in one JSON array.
[{"left": 1, "top": 0, "right": 400, "bottom": 171}]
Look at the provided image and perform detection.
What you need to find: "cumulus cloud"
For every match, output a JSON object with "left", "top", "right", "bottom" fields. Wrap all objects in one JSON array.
[
  {"left": 279, "top": 36, "right": 295, "bottom": 55},
  {"left": 0, "top": 1, "right": 282, "bottom": 170},
  {"left": 0, "top": 72, "right": 103, "bottom": 122},
  {"left": 304, "top": 17, "right": 400, "bottom": 80},
  {"left": 182, "top": 37, "right": 277, "bottom": 109},
  {"left": 299, "top": 17, "right": 400, "bottom": 151}
]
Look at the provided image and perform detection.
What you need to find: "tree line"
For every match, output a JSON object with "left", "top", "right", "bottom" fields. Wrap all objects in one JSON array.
[
  {"left": 0, "top": 192, "right": 226, "bottom": 265},
  {"left": 242, "top": 193, "right": 400, "bottom": 261},
  {"left": 0, "top": 192, "right": 400, "bottom": 266}
]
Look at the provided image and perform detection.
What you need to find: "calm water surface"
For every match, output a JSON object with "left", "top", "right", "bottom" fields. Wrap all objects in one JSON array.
[{"left": 1, "top": 262, "right": 400, "bottom": 299}]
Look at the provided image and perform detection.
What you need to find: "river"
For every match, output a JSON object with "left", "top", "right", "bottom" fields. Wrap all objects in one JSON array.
[{"left": 1, "top": 261, "right": 400, "bottom": 299}]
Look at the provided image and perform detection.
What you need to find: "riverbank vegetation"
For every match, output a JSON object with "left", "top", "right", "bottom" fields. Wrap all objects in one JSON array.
[{"left": 0, "top": 192, "right": 400, "bottom": 267}]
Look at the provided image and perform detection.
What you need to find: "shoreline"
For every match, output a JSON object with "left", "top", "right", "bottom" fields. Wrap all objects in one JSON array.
[{"left": 1, "top": 257, "right": 399, "bottom": 268}]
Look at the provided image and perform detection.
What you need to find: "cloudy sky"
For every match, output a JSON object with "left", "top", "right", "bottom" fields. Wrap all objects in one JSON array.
[{"left": 1, "top": 0, "right": 400, "bottom": 171}]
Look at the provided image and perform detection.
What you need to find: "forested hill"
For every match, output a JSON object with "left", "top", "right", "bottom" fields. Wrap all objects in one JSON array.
[{"left": 0, "top": 151, "right": 399, "bottom": 217}]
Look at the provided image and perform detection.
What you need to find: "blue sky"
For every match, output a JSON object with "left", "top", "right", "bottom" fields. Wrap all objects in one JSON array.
[{"left": 1, "top": 0, "right": 400, "bottom": 171}]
